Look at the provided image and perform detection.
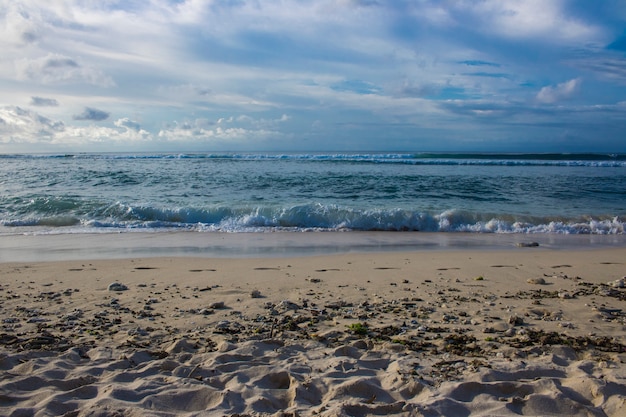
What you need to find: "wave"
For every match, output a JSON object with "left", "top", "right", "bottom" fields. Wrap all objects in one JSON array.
[
  {"left": 3, "top": 204, "right": 624, "bottom": 235},
  {"left": 1, "top": 152, "right": 625, "bottom": 167}
]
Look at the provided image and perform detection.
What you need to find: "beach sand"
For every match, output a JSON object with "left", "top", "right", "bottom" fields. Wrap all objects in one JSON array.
[{"left": 1, "top": 244, "right": 625, "bottom": 416}]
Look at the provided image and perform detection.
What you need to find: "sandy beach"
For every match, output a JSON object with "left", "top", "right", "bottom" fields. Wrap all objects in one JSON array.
[{"left": 1, "top": 239, "right": 625, "bottom": 416}]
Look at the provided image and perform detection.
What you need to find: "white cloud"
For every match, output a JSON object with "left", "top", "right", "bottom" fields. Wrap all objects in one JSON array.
[
  {"left": 453, "top": 0, "right": 603, "bottom": 44},
  {"left": 0, "top": 106, "right": 150, "bottom": 147},
  {"left": 55, "top": 125, "right": 152, "bottom": 145},
  {"left": 0, "top": 106, "right": 289, "bottom": 147},
  {"left": 536, "top": 78, "right": 581, "bottom": 103},
  {"left": 0, "top": 2, "right": 43, "bottom": 45},
  {"left": 114, "top": 118, "right": 142, "bottom": 131},
  {"left": 0, "top": 106, "right": 64, "bottom": 143},
  {"left": 157, "top": 117, "right": 284, "bottom": 145}
]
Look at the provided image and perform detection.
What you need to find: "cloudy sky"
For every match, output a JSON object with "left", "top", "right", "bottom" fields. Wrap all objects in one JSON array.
[{"left": 1, "top": 0, "right": 625, "bottom": 153}]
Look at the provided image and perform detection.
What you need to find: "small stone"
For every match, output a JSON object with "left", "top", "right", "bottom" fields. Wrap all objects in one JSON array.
[
  {"left": 209, "top": 301, "right": 225, "bottom": 309},
  {"left": 277, "top": 300, "right": 300, "bottom": 311},
  {"left": 527, "top": 277, "right": 546, "bottom": 285},
  {"left": 108, "top": 282, "right": 128, "bottom": 292},
  {"left": 504, "top": 328, "right": 516, "bottom": 337},
  {"left": 2, "top": 317, "right": 19, "bottom": 323},
  {"left": 516, "top": 242, "right": 539, "bottom": 247},
  {"left": 27, "top": 317, "right": 49, "bottom": 323},
  {"left": 250, "top": 290, "right": 262, "bottom": 298}
]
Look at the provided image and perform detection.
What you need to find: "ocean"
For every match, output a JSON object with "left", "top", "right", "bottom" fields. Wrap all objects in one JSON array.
[{"left": 1, "top": 152, "right": 625, "bottom": 236}]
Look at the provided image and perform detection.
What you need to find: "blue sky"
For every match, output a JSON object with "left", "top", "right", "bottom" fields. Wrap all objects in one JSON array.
[{"left": 1, "top": 0, "right": 625, "bottom": 153}]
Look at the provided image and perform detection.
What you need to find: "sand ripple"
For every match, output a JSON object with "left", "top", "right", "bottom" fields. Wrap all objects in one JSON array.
[{"left": 0, "top": 337, "right": 625, "bottom": 416}]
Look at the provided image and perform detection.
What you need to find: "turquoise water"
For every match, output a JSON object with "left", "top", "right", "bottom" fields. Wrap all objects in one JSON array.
[{"left": 1, "top": 152, "right": 625, "bottom": 235}]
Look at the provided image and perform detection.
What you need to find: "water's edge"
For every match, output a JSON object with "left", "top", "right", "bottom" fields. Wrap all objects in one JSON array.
[{"left": 2, "top": 231, "right": 625, "bottom": 263}]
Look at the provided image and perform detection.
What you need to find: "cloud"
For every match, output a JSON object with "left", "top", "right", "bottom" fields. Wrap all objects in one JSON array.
[
  {"left": 463, "top": 72, "right": 511, "bottom": 79},
  {"left": 330, "top": 80, "right": 382, "bottom": 95},
  {"left": 73, "top": 107, "right": 110, "bottom": 121},
  {"left": 219, "top": 113, "right": 292, "bottom": 129},
  {"left": 536, "top": 78, "right": 581, "bottom": 103},
  {"left": 0, "top": 1, "right": 624, "bottom": 152},
  {"left": 114, "top": 118, "right": 141, "bottom": 131},
  {"left": 1, "top": 3, "right": 43, "bottom": 45},
  {"left": 15, "top": 53, "right": 115, "bottom": 87},
  {"left": 157, "top": 116, "right": 286, "bottom": 146},
  {"left": 56, "top": 125, "right": 152, "bottom": 145},
  {"left": 569, "top": 49, "right": 626, "bottom": 84},
  {"left": 0, "top": 106, "right": 65, "bottom": 143},
  {"left": 460, "top": 60, "right": 501, "bottom": 67},
  {"left": 30, "top": 96, "right": 59, "bottom": 107},
  {"left": 451, "top": 0, "right": 603, "bottom": 44},
  {"left": 0, "top": 106, "right": 152, "bottom": 148}
]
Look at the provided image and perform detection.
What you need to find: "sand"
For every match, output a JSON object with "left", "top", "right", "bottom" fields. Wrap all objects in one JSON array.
[{"left": 1, "top": 244, "right": 625, "bottom": 416}]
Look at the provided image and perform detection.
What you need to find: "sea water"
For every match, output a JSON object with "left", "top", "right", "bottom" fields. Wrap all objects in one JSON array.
[{"left": 0, "top": 152, "right": 625, "bottom": 235}]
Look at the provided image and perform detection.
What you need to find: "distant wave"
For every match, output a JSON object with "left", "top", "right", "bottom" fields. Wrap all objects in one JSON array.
[
  {"left": 1, "top": 152, "right": 625, "bottom": 167},
  {"left": 3, "top": 204, "right": 624, "bottom": 235}
]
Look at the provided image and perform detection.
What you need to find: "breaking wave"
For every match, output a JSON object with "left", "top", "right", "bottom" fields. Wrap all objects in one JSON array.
[{"left": 3, "top": 203, "right": 624, "bottom": 235}]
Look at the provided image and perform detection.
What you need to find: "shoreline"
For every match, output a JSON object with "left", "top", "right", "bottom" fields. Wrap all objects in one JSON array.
[
  {"left": 1, "top": 246, "right": 625, "bottom": 415},
  {"left": 2, "top": 230, "right": 626, "bottom": 263}
]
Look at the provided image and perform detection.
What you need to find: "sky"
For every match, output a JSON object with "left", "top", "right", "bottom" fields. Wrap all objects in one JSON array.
[{"left": 1, "top": 0, "right": 626, "bottom": 153}]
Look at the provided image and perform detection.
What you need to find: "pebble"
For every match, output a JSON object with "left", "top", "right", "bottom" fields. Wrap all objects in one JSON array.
[
  {"left": 277, "top": 300, "right": 300, "bottom": 311},
  {"left": 504, "top": 328, "right": 516, "bottom": 337},
  {"left": 516, "top": 242, "right": 539, "bottom": 247},
  {"left": 27, "top": 317, "right": 50, "bottom": 323},
  {"left": 215, "top": 320, "right": 231, "bottom": 330},
  {"left": 3, "top": 318, "right": 20, "bottom": 323},
  {"left": 62, "top": 309, "right": 83, "bottom": 321},
  {"left": 108, "top": 282, "right": 128, "bottom": 292}
]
